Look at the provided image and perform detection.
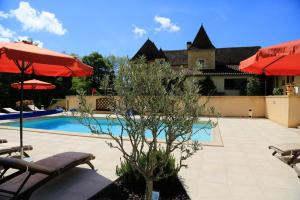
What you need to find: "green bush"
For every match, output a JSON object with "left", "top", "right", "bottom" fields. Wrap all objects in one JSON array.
[
  {"left": 246, "top": 77, "right": 261, "bottom": 96},
  {"left": 198, "top": 76, "right": 217, "bottom": 95},
  {"left": 273, "top": 88, "right": 284, "bottom": 95},
  {"left": 116, "top": 150, "right": 177, "bottom": 184}
]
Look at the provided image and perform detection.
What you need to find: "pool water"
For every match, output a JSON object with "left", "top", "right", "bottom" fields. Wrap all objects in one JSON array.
[{"left": 6, "top": 117, "right": 212, "bottom": 142}]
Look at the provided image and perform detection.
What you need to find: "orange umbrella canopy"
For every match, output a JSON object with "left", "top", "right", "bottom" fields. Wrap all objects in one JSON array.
[
  {"left": 0, "top": 41, "right": 93, "bottom": 158},
  {"left": 239, "top": 39, "right": 300, "bottom": 75},
  {"left": 0, "top": 41, "right": 93, "bottom": 76},
  {"left": 11, "top": 79, "right": 56, "bottom": 90}
]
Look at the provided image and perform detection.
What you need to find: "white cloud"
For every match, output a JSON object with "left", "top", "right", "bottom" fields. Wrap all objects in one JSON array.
[
  {"left": 132, "top": 25, "right": 147, "bottom": 38},
  {"left": 10, "top": 1, "right": 66, "bottom": 35},
  {"left": 16, "top": 36, "right": 43, "bottom": 47},
  {"left": 0, "top": 11, "right": 10, "bottom": 19},
  {"left": 154, "top": 15, "right": 180, "bottom": 32},
  {"left": 0, "top": 24, "right": 15, "bottom": 38}
]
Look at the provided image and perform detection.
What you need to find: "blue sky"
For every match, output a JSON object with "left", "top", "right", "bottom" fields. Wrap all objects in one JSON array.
[{"left": 0, "top": 0, "right": 299, "bottom": 57}]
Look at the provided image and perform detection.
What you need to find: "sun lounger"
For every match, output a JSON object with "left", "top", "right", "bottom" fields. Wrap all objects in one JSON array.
[
  {"left": 27, "top": 105, "right": 44, "bottom": 112},
  {"left": 0, "top": 145, "right": 33, "bottom": 158},
  {"left": 0, "top": 151, "right": 95, "bottom": 199},
  {"left": 2, "top": 108, "right": 19, "bottom": 113},
  {"left": 269, "top": 143, "right": 300, "bottom": 177}
]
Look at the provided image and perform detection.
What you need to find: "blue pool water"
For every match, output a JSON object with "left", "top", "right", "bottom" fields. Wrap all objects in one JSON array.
[{"left": 6, "top": 117, "right": 212, "bottom": 142}]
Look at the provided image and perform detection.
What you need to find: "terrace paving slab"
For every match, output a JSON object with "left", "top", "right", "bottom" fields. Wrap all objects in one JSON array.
[{"left": 0, "top": 117, "right": 300, "bottom": 199}]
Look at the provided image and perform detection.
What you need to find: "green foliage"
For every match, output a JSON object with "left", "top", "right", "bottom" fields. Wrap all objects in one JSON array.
[
  {"left": 273, "top": 87, "right": 284, "bottom": 95},
  {"left": 82, "top": 52, "right": 114, "bottom": 95},
  {"left": 116, "top": 149, "right": 177, "bottom": 184},
  {"left": 198, "top": 76, "right": 216, "bottom": 95},
  {"left": 70, "top": 77, "right": 92, "bottom": 94},
  {"left": 246, "top": 77, "right": 261, "bottom": 96}
]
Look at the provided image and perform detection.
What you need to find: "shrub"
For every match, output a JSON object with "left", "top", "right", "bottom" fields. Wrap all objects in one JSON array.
[
  {"left": 246, "top": 77, "right": 261, "bottom": 96},
  {"left": 273, "top": 87, "right": 284, "bottom": 95},
  {"left": 116, "top": 149, "right": 177, "bottom": 184},
  {"left": 198, "top": 76, "right": 217, "bottom": 95}
]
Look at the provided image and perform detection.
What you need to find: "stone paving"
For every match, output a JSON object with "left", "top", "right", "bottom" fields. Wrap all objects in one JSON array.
[{"left": 1, "top": 118, "right": 300, "bottom": 199}]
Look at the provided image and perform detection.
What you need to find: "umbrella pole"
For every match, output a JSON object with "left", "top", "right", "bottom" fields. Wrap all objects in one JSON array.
[{"left": 20, "top": 68, "right": 24, "bottom": 159}]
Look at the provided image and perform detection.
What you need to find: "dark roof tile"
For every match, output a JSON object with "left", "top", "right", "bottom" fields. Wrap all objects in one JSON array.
[
  {"left": 190, "top": 25, "right": 215, "bottom": 49},
  {"left": 215, "top": 46, "right": 260, "bottom": 65}
]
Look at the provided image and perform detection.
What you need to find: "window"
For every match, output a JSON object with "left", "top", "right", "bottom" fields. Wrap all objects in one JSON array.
[
  {"left": 196, "top": 59, "right": 205, "bottom": 70},
  {"left": 224, "top": 79, "right": 247, "bottom": 90},
  {"left": 287, "top": 76, "right": 294, "bottom": 84}
]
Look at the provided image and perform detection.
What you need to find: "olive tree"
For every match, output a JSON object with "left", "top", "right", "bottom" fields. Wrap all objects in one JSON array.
[{"left": 74, "top": 58, "right": 216, "bottom": 200}]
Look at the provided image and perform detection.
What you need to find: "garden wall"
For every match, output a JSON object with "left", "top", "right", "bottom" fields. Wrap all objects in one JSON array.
[
  {"left": 65, "top": 95, "right": 300, "bottom": 128},
  {"left": 265, "top": 96, "right": 300, "bottom": 127}
]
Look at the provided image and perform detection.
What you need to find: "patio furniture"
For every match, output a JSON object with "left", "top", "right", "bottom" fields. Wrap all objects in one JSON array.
[
  {"left": 269, "top": 143, "right": 300, "bottom": 177},
  {"left": 27, "top": 105, "right": 43, "bottom": 112},
  {"left": 0, "top": 151, "right": 95, "bottom": 199},
  {"left": 0, "top": 145, "right": 33, "bottom": 158},
  {"left": 2, "top": 108, "right": 19, "bottom": 113}
]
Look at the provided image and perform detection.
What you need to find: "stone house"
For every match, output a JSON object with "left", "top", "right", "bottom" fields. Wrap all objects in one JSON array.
[{"left": 132, "top": 25, "right": 261, "bottom": 95}]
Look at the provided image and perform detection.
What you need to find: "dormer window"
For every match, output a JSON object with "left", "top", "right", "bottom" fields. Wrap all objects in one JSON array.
[{"left": 196, "top": 59, "right": 205, "bottom": 70}]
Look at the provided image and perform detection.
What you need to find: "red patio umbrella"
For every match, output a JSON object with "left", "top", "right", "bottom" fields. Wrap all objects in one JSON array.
[
  {"left": 0, "top": 41, "right": 93, "bottom": 158},
  {"left": 11, "top": 79, "right": 56, "bottom": 111},
  {"left": 11, "top": 79, "right": 56, "bottom": 90},
  {"left": 239, "top": 39, "right": 300, "bottom": 75}
]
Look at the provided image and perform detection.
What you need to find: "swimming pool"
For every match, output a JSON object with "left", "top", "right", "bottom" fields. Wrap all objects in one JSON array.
[{"left": 4, "top": 117, "right": 212, "bottom": 142}]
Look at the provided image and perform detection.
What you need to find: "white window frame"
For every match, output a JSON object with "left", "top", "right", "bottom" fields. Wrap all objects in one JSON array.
[{"left": 196, "top": 59, "right": 205, "bottom": 70}]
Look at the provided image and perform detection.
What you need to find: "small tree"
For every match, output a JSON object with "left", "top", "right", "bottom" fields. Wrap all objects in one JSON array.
[
  {"left": 74, "top": 58, "right": 216, "bottom": 199},
  {"left": 198, "top": 76, "right": 217, "bottom": 95},
  {"left": 246, "top": 77, "right": 261, "bottom": 96}
]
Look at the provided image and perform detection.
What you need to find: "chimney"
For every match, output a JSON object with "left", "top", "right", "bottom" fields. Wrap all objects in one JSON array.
[{"left": 186, "top": 41, "right": 192, "bottom": 49}]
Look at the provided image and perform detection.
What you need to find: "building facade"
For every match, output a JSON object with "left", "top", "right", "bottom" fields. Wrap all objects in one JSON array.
[{"left": 132, "top": 25, "right": 261, "bottom": 95}]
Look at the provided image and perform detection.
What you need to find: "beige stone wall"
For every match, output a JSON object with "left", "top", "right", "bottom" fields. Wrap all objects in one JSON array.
[
  {"left": 66, "top": 95, "right": 300, "bottom": 127},
  {"left": 198, "top": 96, "right": 265, "bottom": 117},
  {"left": 67, "top": 95, "right": 265, "bottom": 117},
  {"left": 265, "top": 96, "right": 300, "bottom": 127},
  {"left": 66, "top": 96, "right": 100, "bottom": 110},
  {"left": 265, "top": 96, "right": 289, "bottom": 126},
  {"left": 187, "top": 49, "right": 215, "bottom": 69},
  {"left": 288, "top": 96, "right": 300, "bottom": 127}
]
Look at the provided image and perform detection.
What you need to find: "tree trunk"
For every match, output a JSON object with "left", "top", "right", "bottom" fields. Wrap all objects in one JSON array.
[{"left": 145, "top": 178, "right": 153, "bottom": 200}]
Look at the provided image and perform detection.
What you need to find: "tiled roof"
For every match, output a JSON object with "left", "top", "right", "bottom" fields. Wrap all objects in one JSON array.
[
  {"left": 132, "top": 39, "right": 167, "bottom": 61},
  {"left": 215, "top": 46, "right": 260, "bottom": 65},
  {"left": 190, "top": 25, "right": 215, "bottom": 49}
]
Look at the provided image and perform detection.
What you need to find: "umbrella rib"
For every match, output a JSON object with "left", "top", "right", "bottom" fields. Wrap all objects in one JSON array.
[
  {"left": 64, "top": 65, "right": 73, "bottom": 75},
  {"left": 14, "top": 60, "right": 32, "bottom": 72},
  {"left": 262, "top": 55, "right": 285, "bottom": 73}
]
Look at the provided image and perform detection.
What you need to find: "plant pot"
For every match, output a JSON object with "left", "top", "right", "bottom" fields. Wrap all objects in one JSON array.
[{"left": 286, "top": 84, "right": 294, "bottom": 96}]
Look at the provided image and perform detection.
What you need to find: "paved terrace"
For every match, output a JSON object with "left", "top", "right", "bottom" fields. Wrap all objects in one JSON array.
[{"left": 1, "top": 118, "right": 300, "bottom": 199}]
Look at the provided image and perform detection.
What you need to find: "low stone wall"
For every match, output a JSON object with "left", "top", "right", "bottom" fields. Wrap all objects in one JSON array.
[
  {"left": 199, "top": 96, "right": 265, "bottom": 117},
  {"left": 65, "top": 95, "right": 300, "bottom": 128},
  {"left": 66, "top": 95, "right": 265, "bottom": 117},
  {"left": 265, "top": 96, "right": 300, "bottom": 127}
]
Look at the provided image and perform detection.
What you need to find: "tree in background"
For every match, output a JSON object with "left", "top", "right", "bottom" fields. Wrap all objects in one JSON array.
[
  {"left": 82, "top": 52, "right": 114, "bottom": 94},
  {"left": 75, "top": 58, "right": 216, "bottom": 200},
  {"left": 198, "top": 76, "right": 217, "bottom": 95},
  {"left": 246, "top": 77, "right": 261, "bottom": 96}
]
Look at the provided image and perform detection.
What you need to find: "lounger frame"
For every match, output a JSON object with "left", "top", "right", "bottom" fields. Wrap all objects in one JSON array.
[{"left": 0, "top": 152, "right": 95, "bottom": 199}]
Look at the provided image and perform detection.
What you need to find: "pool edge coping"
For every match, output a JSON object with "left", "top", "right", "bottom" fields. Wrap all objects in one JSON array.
[{"left": 0, "top": 115, "right": 224, "bottom": 147}]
